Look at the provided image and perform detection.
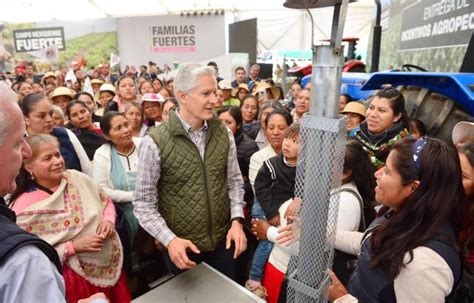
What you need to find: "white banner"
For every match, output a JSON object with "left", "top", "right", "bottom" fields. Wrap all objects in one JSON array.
[
  {"left": 116, "top": 14, "right": 225, "bottom": 68},
  {"left": 110, "top": 52, "right": 120, "bottom": 67}
]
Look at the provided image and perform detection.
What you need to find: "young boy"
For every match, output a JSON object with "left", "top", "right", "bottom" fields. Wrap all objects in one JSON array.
[{"left": 245, "top": 123, "right": 300, "bottom": 298}]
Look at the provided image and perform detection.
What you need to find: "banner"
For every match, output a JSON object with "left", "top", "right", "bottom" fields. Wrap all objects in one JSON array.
[
  {"left": 117, "top": 14, "right": 225, "bottom": 68},
  {"left": 28, "top": 43, "right": 60, "bottom": 63},
  {"left": 399, "top": 0, "right": 474, "bottom": 51},
  {"left": 13, "top": 27, "right": 65, "bottom": 53},
  {"left": 367, "top": 0, "right": 473, "bottom": 72},
  {"left": 110, "top": 52, "right": 120, "bottom": 67}
]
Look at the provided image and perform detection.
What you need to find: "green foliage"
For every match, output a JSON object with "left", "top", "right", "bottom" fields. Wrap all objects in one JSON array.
[{"left": 59, "top": 32, "right": 118, "bottom": 68}]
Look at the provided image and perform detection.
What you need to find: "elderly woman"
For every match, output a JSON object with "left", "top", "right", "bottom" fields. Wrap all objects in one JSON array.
[
  {"left": 353, "top": 88, "right": 410, "bottom": 169},
  {"left": 65, "top": 100, "right": 105, "bottom": 161},
  {"left": 9, "top": 134, "right": 131, "bottom": 302},
  {"left": 93, "top": 112, "right": 141, "bottom": 272},
  {"left": 124, "top": 102, "right": 148, "bottom": 137},
  {"left": 20, "top": 93, "right": 92, "bottom": 176}
]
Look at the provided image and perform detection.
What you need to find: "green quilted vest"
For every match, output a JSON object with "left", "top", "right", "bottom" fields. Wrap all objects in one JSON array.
[{"left": 149, "top": 111, "right": 230, "bottom": 251}]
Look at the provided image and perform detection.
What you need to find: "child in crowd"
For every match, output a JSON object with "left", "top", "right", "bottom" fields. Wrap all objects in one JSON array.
[
  {"left": 245, "top": 123, "right": 300, "bottom": 298},
  {"left": 408, "top": 118, "right": 427, "bottom": 139}
]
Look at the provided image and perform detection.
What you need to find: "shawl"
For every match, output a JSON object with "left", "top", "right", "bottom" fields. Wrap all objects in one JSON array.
[{"left": 15, "top": 170, "right": 123, "bottom": 287}]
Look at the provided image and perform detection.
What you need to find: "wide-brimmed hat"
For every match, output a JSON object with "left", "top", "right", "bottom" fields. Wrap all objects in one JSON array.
[
  {"left": 452, "top": 121, "right": 474, "bottom": 145},
  {"left": 254, "top": 81, "right": 281, "bottom": 100},
  {"left": 50, "top": 87, "right": 76, "bottom": 99},
  {"left": 218, "top": 80, "right": 232, "bottom": 90},
  {"left": 141, "top": 93, "right": 165, "bottom": 103},
  {"left": 42, "top": 71, "right": 56, "bottom": 80},
  {"left": 232, "top": 83, "right": 249, "bottom": 97},
  {"left": 91, "top": 79, "right": 104, "bottom": 85},
  {"left": 99, "top": 83, "right": 116, "bottom": 95},
  {"left": 341, "top": 102, "right": 366, "bottom": 118}
]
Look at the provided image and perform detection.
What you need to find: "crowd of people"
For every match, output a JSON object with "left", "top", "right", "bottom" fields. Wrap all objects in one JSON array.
[{"left": 0, "top": 59, "right": 473, "bottom": 303}]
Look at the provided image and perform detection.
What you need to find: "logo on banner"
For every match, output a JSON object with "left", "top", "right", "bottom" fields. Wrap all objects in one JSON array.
[
  {"left": 150, "top": 25, "right": 196, "bottom": 53},
  {"left": 13, "top": 27, "right": 66, "bottom": 53},
  {"left": 399, "top": 0, "right": 473, "bottom": 51}
]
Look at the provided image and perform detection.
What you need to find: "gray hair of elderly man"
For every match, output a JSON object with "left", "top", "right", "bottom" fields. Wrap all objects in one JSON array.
[
  {"left": 0, "top": 82, "right": 19, "bottom": 146},
  {"left": 173, "top": 63, "right": 217, "bottom": 103}
]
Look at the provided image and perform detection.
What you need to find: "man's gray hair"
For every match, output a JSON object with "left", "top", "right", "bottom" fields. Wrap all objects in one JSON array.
[
  {"left": 0, "top": 82, "right": 19, "bottom": 145},
  {"left": 173, "top": 63, "right": 216, "bottom": 100},
  {"left": 251, "top": 64, "right": 261, "bottom": 71}
]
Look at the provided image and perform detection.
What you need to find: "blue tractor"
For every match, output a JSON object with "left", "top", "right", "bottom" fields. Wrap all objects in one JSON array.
[{"left": 299, "top": 65, "right": 474, "bottom": 143}]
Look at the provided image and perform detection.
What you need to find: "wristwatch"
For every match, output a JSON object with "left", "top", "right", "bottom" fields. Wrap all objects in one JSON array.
[{"left": 231, "top": 217, "right": 245, "bottom": 224}]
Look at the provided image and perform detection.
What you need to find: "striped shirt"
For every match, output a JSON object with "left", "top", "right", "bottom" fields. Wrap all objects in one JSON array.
[{"left": 132, "top": 110, "right": 245, "bottom": 247}]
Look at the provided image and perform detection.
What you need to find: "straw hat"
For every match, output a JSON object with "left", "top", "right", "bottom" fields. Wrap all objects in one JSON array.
[
  {"left": 232, "top": 83, "right": 249, "bottom": 97},
  {"left": 254, "top": 81, "right": 281, "bottom": 100},
  {"left": 99, "top": 83, "right": 116, "bottom": 95},
  {"left": 91, "top": 79, "right": 104, "bottom": 85},
  {"left": 341, "top": 102, "right": 366, "bottom": 118},
  {"left": 50, "top": 87, "right": 76, "bottom": 99},
  {"left": 452, "top": 121, "right": 474, "bottom": 145},
  {"left": 42, "top": 71, "right": 56, "bottom": 80}
]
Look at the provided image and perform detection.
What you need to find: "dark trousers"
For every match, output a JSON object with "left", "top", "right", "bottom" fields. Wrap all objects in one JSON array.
[{"left": 163, "top": 238, "right": 237, "bottom": 281}]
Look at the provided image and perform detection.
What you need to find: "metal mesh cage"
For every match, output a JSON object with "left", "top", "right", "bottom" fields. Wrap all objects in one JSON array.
[{"left": 286, "top": 114, "right": 347, "bottom": 302}]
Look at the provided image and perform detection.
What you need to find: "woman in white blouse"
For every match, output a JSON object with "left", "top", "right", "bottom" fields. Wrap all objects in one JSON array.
[{"left": 93, "top": 111, "right": 141, "bottom": 254}]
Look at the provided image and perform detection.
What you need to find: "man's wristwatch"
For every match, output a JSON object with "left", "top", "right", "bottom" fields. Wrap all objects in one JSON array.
[{"left": 231, "top": 217, "right": 245, "bottom": 224}]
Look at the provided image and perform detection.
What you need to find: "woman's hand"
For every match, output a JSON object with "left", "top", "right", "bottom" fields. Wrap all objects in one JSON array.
[
  {"left": 96, "top": 220, "right": 115, "bottom": 239},
  {"left": 328, "top": 271, "right": 349, "bottom": 301},
  {"left": 251, "top": 219, "right": 270, "bottom": 240},
  {"left": 72, "top": 235, "right": 104, "bottom": 253}
]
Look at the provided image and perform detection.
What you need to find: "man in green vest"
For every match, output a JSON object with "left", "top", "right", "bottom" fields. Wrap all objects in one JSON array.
[{"left": 133, "top": 63, "right": 247, "bottom": 280}]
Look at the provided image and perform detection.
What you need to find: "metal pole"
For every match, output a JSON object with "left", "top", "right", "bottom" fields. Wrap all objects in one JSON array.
[
  {"left": 289, "top": 0, "right": 349, "bottom": 302},
  {"left": 282, "top": 56, "right": 288, "bottom": 96},
  {"left": 370, "top": 0, "right": 382, "bottom": 73}
]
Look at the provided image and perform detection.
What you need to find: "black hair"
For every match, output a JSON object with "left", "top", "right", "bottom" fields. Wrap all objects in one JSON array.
[
  {"left": 163, "top": 98, "right": 179, "bottom": 108},
  {"left": 65, "top": 100, "right": 89, "bottom": 118},
  {"left": 344, "top": 140, "right": 376, "bottom": 226},
  {"left": 19, "top": 93, "right": 47, "bottom": 116},
  {"left": 340, "top": 93, "right": 354, "bottom": 103},
  {"left": 234, "top": 66, "right": 246, "bottom": 74},
  {"left": 374, "top": 87, "right": 408, "bottom": 129},
  {"left": 371, "top": 138, "right": 467, "bottom": 281},
  {"left": 74, "top": 91, "right": 94, "bottom": 102},
  {"left": 217, "top": 105, "right": 243, "bottom": 128},
  {"left": 100, "top": 111, "right": 126, "bottom": 137},
  {"left": 408, "top": 118, "right": 427, "bottom": 137},
  {"left": 265, "top": 109, "right": 293, "bottom": 128}
]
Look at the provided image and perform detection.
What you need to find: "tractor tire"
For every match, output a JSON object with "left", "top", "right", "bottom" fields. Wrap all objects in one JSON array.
[{"left": 397, "top": 85, "right": 474, "bottom": 143}]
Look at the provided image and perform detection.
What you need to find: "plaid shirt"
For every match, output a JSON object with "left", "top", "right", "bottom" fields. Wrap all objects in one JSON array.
[{"left": 132, "top": 111, "right": 245, "bottom": 247}]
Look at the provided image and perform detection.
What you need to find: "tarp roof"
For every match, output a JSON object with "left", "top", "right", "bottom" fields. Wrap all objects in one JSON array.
[{"left": 0, "top": 0, "right": 375, "bottom": 23}]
